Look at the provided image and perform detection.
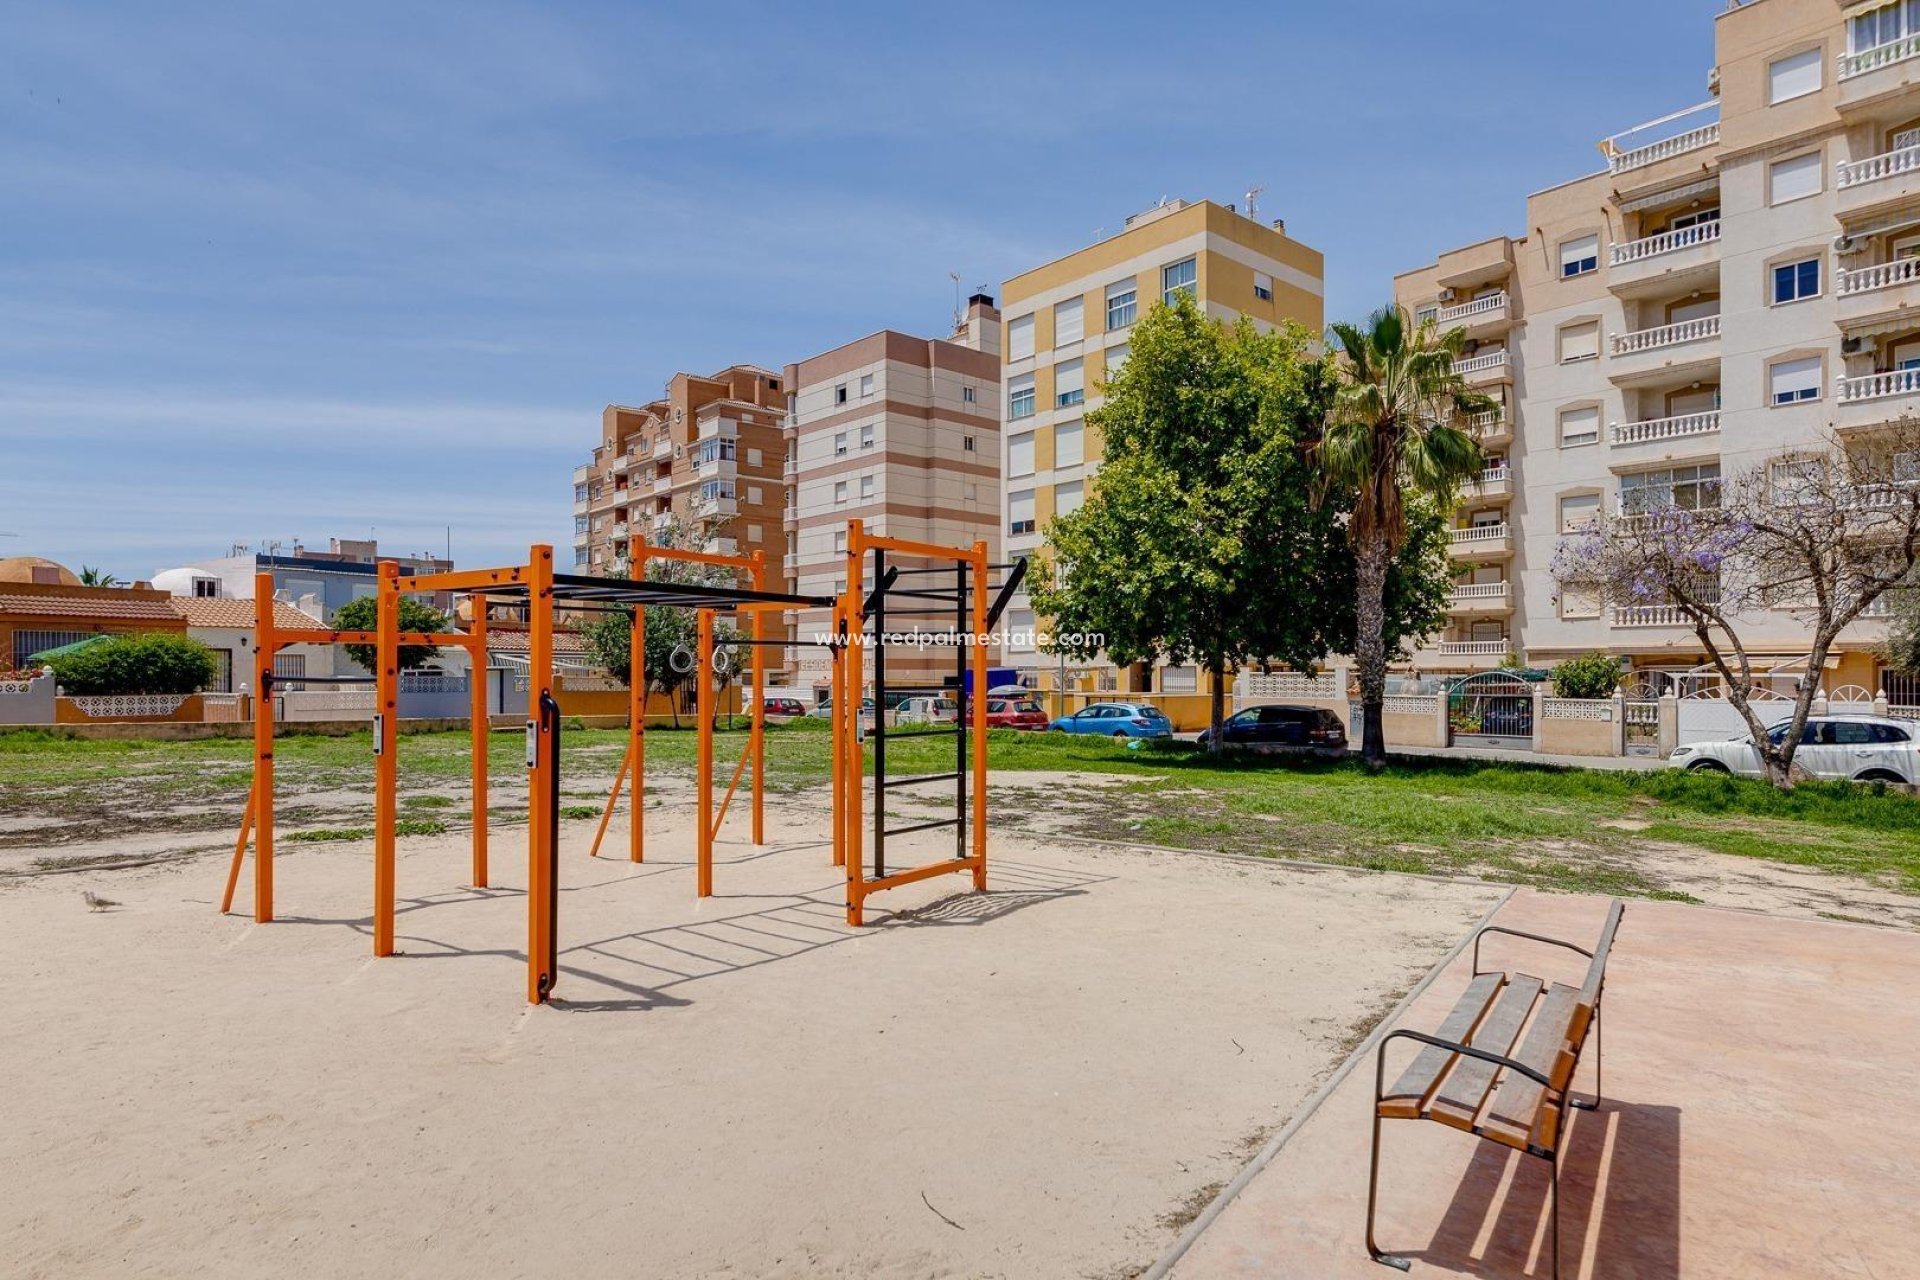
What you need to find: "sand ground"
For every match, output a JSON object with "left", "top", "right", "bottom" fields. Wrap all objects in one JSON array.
[{"left": 0, "top": 799, "right": 1501, "bottom": 1280}]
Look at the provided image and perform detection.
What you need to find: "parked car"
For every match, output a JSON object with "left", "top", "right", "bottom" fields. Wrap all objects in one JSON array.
[
  {"left": 1668, "top": 716, "right": 1918, "bottom": 783},
  {"left": 985, "top": 697, "right": 1049, "bottom": 730},
  {"left": 986, "top": 684, "right": 1030, "bottom": 699},
  {"left": 1047, "top": 702, "right": 1174, "bottom": 740},
  {"left": 808, "top": 696, "right": 875, "bottom": 721},
  {"left": 758, "top": 696, "right": 808, "bottom": 721},
  {"left": 1196, "top": 704, "right": 1347, "bottom": 755},
  {"left": 895, "top": 696, "right": 959, "bottom": 725}
]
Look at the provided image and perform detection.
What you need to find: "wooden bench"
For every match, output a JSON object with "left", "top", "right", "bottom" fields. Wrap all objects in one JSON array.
[{"left": 1365, "top": 899, "right": 1624, "bottom": 1278}]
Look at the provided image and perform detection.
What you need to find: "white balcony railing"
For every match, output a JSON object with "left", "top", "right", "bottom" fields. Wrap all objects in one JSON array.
[
  {"left": 1611, "top": 315, "right": 1720, "bottom": 356},
  {"left": 1839, "top": 368, "right": 1920, "bottom": 402},
  {"left": 1839, "top": 36, "right": 1920, "bottom": 82},
  {"left": 1609, "top": 219, "right": 1721, "bottom": 266},
  {"left": 1837, "top": 143, "right": 1920, "bottom": 189},
  {"left": 1474, "top": 465, "right": 1512, "bottom": 487},
  {"left": 1451, "top": 349, "right": 1509, "bottom": 375},
  {"left": 1609, "top": 123, "right": 1720, "bottom": 173},
  {"left": 1437, "top": 292, "right": 1508, "bottom": 324},
  {"left": 651, "top": 512, "right": 672, "bottom": 531},
  {"left": 1469, "top": 409, "right": 1509, "bottom": 435},
  {"left": 1450, "top": 583, "right": 1511, "bottom": 608},
  {"left": 1612, "top": 604, "right": 1692, "bottom": 628},
  {"left": 1838, "top": 257, "right": 1920, "bottom": 297},
  {"left": 652, "top": 438, "right": 672, "bottom": 459},
  {"left": 1437, "top": 640, "right": 1510, "bottom": 657},
  {"left": 1611, "top": 411, "right": 1720, "bottom": 446},
  {"left": 1449, "top": 523, "right": 1510, "bottom": 547}
]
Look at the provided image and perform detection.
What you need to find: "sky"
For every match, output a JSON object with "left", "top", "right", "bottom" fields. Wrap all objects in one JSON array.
[{"left": 1, "top": 1, "right": 1722, "bottom": 579}]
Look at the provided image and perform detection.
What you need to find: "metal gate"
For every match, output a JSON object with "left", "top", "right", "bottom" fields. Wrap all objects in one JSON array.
[
  {"left": 1447, "top": 671, "right": 1534, "bottom": 749},
  {"left": 1621, "top": 678, "right": 1662, "bottom": 756}
]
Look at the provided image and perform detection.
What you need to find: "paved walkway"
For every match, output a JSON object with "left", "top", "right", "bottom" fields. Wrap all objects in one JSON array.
[{"left": 1166, "top": 891, "right": 1920, "bottom": 1279}]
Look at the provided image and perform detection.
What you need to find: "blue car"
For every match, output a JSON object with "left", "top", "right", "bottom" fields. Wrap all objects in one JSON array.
[{"left": 1048, "top": 702, "right": 1174, "bottom": 739}]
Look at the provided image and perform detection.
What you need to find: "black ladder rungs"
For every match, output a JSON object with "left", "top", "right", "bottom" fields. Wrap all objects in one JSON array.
[
  {"left": 882, "top": 817, "right": 963, "bottom": 839},
  {"left": 878, "top": 726, "right": 963, "bottom": 739},
  {"left": 880, "top": 770, "right": 961, "bottom": 790}
]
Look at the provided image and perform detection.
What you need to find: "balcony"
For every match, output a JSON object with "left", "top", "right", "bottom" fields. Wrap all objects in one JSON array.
[
  {"left": 1449, "top": 582, "right": 1512, "bottom": 614},
  {"left": 1611, "top": 604, "right": 1693, "bottom": 629},
  {"left": 1836, "top": 144, "right": 1920, "bottom": 218},
  {"left": 1609, "top": 123, "right": 1719, "bottom": 175},
  {"left": 1450, "top": 348, "right": 1510, "bottom": 386},
  {"left": 1837, "top": 258, "right": 1920, "bottom": 331},
  {"left": 698, "top": 416, "right": 739, "bottom": 441},
  {"left": 694, "top": 495, "right": 739, "bottom": 519},
  {"left": 1435, "top": 292, "right": 1509, "bottom": 336},
  {"left": 652, "top": 474, "right": 673, "bottom": 495},
  {"left": 1837, "top": 368, "right": 1920, "bottom": 432},
  {"left": 1434, "top": 238, "right": 1515, "bottom": 292},
  {"left": 653, "top": 437, "right": 673, "bottom": 460},
  {"left": 1608, "top": 221, "right": 1721, "bottom": 296},
  {"left": 702, "top": 537, "right": 739, "bottom": 557},
  {"left": 1465, "top": 464, "right": 1512, "bottom": 502},
  {"left": 1469, "top": 410, "right": 1513, "bottom": 448},
  {"left": 1448, "top": 523, "right": 1512, "bottom": 558},
  {"left": 696, "top": 455, "right": 738, "bottom": 480},
  {"left": 1437, "top": 640, "right": 1510, "bottom": 658},
  {"left": 651, "top": 512, "right": 672, "bottom": 532},
  {"left": 1838, "top": 37, "right": 1920, "bottom": 112},
  {"left": 1608, "top": 315, "right": 1720, "bottom": 385},
  {"left": 784, "top": 456, "right": 797, "bottom": 476},
  {"left": 1611, "top": 410, "right": 1721, "bottom": 447}
]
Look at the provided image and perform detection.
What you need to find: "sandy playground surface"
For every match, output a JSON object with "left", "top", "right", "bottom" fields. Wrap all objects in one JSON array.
[{"left": 1, "top": 797, "right": 1502, "bottom": 1279}]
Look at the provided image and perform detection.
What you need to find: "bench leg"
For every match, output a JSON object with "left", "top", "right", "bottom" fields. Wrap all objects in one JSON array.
[
  {"left": 1572, "top": 991, "right": 1603, "bottom": 1112},
  {"left": 1549, "top": 1145, "right": 1562, "bottom": 1280},
  {"left": 1366, "top": 1046, "right": 1412, "bottom": 1271}
]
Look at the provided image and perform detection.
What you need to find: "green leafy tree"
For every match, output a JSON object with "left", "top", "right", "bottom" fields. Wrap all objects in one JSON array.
[
  {"left": 47, "top": 632, "right": 217, "bottom": 694},
  {"left": 77, "top": 566, "right": 121, "bottom": 587},
  {"left": 1029, "top": 295, "right": 1359, "bottom": 751},
  {"left": 332, "top": 595, "right": 452, "bottom": 672},
  {"left": 1316, "top": 306, "right": 1493, "bottom": 770},
  {"left": 1551, "top": 653, "right": 1623, "bottom": 700}
]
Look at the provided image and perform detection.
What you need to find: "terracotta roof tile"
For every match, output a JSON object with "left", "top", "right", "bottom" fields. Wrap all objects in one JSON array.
[
  {"left": 169, "top": 597, "right": 328, "bottom": 631},
  {"left": 0, "top": 594, "right": 183, "bottom": 622},
  {"left": 486, "top": 629, "right": 588, "bottom": 654}
]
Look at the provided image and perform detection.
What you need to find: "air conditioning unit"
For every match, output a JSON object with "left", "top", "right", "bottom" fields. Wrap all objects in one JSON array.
[
  {"left": 1842, "top": 336, "right": 1865, "bottom": 355},
  {"left": 1436, "top": 288, "right": 1457, "bottom": 303},
  {"left": 1833, "top": 233, "right": 1859, "bottom": 256}
]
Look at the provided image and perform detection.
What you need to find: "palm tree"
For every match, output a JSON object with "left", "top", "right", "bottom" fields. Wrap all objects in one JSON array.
[
  {"left": 78, "top": 566, "right": 121, "bottom": 587},
  {"left": 1318, "top": 306, "right": 1493, "bottom": 770}
]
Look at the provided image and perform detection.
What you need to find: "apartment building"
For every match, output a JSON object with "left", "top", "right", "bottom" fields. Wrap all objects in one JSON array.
[
  {"left": 781, "top": 295, "right": 1002, "bottom": 694},
  {"left": 997, "top": 197, "right": 1325, "bottom": 692},
  {"left": 1393, "top": 0, "right": 1920, "bottom": 696},
  {"left": 572, "top": 365, "right": 788, "bottom": 576}
]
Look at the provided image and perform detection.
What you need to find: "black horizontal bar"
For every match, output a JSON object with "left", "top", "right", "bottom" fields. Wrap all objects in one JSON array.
[
  {"left": 268, "top": 674, "right": 377, "bottom": 685},
  {"left": 880, "top": 771, "right": 961, "bottom": 790},
  {"left": 877, "top": 727, "right": 963, "bottom": 739},
  {"left": 882, "top": 818, "right": 963, "bottom": 838}
]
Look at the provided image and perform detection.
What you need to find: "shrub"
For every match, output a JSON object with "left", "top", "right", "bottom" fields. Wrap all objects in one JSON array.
[
  {"left": 331, "top": 595, "right": 452, "bottom": 672},
  {"left": 1551, "top": 652, "right": 1622, "bottom": 700},
  {"left": 46, "top": 633, "right": 218, "bottom": 695}
]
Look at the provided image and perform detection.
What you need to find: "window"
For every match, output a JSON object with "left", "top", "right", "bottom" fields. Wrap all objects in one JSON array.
[
  {"left": 1162, "top": 666, "right": 1197, "bottom": 693},
  {"left": 1559, "top": 320, "right": 1600, "bottom": 363},
  {"left": 834, "top": 432, "right": 848, "bottom": 456},
  {"left": 1008, "top": 374, "right": 1035, "bottom": 420},
  {"left": 1852, "top": 0, "right": 1920, "bottom": 54},
  {"left": 1105, "top": 278, "right": 1137, "bottom": 329},
  {"left": 1008, "top": 431, "right": 1035, "bottom": 477},
  {"left": 746, "top": 448, "right": 762, "bottom": 467},
  {"left": 859, "top": 474, "right": 874, "bottom": 499},
  {"left": 1162, "top": 257, "right": 1197, "bottom": 303},
  {"left": 834, "top": 530, "right": 847, "bottom": 554},
  {"left": 859, "top": 373, "right": 874, "bottom": 398},
  {"left": 1769, "top": 48, "right": 1823, "bottom": 104},
  {"left": 1055, "top": 420, "right": 1084, "bottom": 468},
  {"left": 1105, "top": 344, "right": 1129, "bottom": 382},
  {"left": 963, "top": 435, "right": 975, "bottom": 452},
  {"left": 574, "top": 515, "right": 589, "bottom": 534},
  {"left": 746, "top": 485, "right": 762, "bottom": 505},
  {"left": 859, "top": 423, "right": 875, "bottom": 450},
  {"left": 834, "top": 481, "right": 848, "bottom": 505},
  {"left": 963, "top": 385, "right": 976, "bottom": 404},
  {"left": 1560, "top": 493, "right": 1602, "bottom": 533},
  {"left": 1055, "top": 359, "right": 1085, "bottom": 407},
  {"left": 574, "top": 483, "right": 588, "bottom": 503},
  {"left": 1769, "top": 355, "right": 1822, "bottom": 404},
  {"left": 1253, "top": 272, "right": 1274, "bottom": 302},
  {"left": 1054, "top": 296, "right": 1084, "bottom": 347},
  {"left": 1006, "top": 608, "right": 1036, "bottom": 650},
  {"left": 1771, "top": 458, "right": 1826, "bottom": 505},
  {"left": 1055, "top": 480, "right": 1085, "bottom": 516},
  {"left": 835, "top": 383, "right": 848, "bottom": 404},
  {"left": 272, "top": 654, "right": 307, "bottom": 690},
  {"left": 1009, "top": 488, "right": 1036, "bottom": 536},
  {"left": 1620, "top": 464, "right": 1722, "bottom": 514},
  {"left": 193, "top": 577, "right": 219, "bottom": 598},
  {"left": 573, "top": 546, "right": 589, "bottom": 566},
  {"left": 1770, "top": 152, "right": 1822, "bottom": 205},
  {"left": 1559, "top": 405, "right": 1601, "bottom": 447},
  {"left": 1008, "top": 314, "right": 1035, "bottom": 361},
  {"left": 1773, "top": 258, "right": 1821, "bottom": 303},
  {"left": 747, "top": 524, "right": 762, "bottom": 543},
  {"left": 1560, "top": 235, "right": 1599, "bottom": 278},
  {"left": 1414, "top": 303, "right": 1439, "bottom": 327}
]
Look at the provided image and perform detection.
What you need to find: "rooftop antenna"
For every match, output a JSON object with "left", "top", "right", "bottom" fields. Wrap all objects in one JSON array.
[
  {"left": 1244, "top": 184, "right": 1265, "bottom": 220},
  {"left": 950, "top": 271, "right": 963, "bottom": 330}
]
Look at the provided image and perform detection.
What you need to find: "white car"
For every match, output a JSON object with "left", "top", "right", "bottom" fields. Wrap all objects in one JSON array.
[
  {"left": 894, "top": 696, "right": 958, "bottom": 725},
  {"left": 1668, "top": 715, "right": 1919, "bottom": 784}
]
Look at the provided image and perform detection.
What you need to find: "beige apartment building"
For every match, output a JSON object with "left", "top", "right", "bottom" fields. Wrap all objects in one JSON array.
[
  {"left": 781, "top": 295, "right": 1002, "bottom": 694},
  {"left": 997, "top": 197, "right": 1325, "bottom": 693},
  {"left": 572, "top": 366, "right": 789, "bottom": 577},
  {"left": 1394, "top": 0, "right": 1920, "bottom": 698}
]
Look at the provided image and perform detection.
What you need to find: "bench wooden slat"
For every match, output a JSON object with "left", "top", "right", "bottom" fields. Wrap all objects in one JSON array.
[
  {"left": 1377, "top": 973, "right": 1503, "bottom": 1119},
  {"left": 1478, "top": 982, "right": 1583, "bottom": 1152},
  {"left": 1579, "top": 900, "right": 1625, "bottom": 1011},
  {"left": 1427, "top": 974, "right": 1542, "bottom": 1132}
]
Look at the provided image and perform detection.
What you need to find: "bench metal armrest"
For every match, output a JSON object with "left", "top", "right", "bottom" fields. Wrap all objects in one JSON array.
[
  {"left": 1376, "top": 1028, "right": 1553, "bottom": 1096},
  {"left": 1472, "top": 925, "right": 1593, "bottom": 978}
]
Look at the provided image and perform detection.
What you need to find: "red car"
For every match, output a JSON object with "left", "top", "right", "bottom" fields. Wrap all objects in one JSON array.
[{"left": 985, "top": 697, "right": 1049, "bottom": 730}]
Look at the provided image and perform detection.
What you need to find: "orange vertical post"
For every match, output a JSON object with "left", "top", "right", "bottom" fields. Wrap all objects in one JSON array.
[
  {"left": 695, "top": 608, "right": 715, "bottom": 897},
  {"left": 469, "top": 608, "right": 489, "bottom": 888},
  {"left": 372, "top": 561, "right": 400, "bottom": 957},
  {"left": 527, "top": 544, "right": 558, "bottom": 1004},
  {"left": 251, "top": 571, "right": 277, "bottom": 923},
  {"left": 750, "top": 550, "right": 767, "bottom": 846},
  {"left": 844, "top": 520, "right": 865, "bottom": 925},
  {"left": 829, "top": 598, "right": 845, "bottom": 869},
  {"left": 970, "top": 540, "right": 990, "bottom": 889},
  {"left": 630, "top": 536, "right": 647, "bottom": 863}
]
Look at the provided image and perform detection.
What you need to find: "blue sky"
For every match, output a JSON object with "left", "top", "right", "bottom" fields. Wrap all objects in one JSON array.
[{"left": 2, "top": 1, "right": 1719, "bottom": 579}]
